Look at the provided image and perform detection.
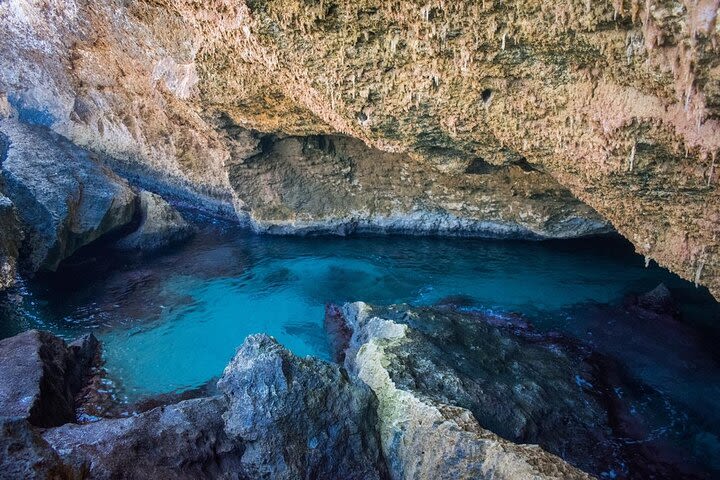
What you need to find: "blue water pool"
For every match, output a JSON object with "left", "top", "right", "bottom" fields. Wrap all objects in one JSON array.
[{"left": 0, "top": 221, "right": 717, "bottom": 409}]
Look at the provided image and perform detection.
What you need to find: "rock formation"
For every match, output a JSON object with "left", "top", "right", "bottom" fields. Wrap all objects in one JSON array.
[
  {"left": 0, "top": 118, "right": 137, "bottom": 272},
  {"left": 1, "top": 0, "right": 716, "bottom": 295},
  {"left": 231, "top": 134, "right": 610, "bottom": 237},
  {"left": 0, "top": 327, "right": 601, "bottom": 479},
  {"left": 114, "top": 190, "right": 195, "bottom": 251},
  {"left": 0, "top": 194, "right": 21, "bottom": 291},
  {"left": 0, "top": 330, "right": 99, "bottom": 428}
]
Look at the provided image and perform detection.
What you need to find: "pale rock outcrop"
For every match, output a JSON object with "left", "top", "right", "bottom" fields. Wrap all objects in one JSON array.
[
  {"left": 114, "top": 190, "right": 195, "bottom": 251},
  {"left": 338, "top": 302, "right": 594, "bottom": 480}
]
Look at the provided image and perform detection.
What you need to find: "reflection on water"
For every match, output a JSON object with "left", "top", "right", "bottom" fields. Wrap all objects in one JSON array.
[{"left": 1, "top": 219, "right": 719, "bottom": 476}]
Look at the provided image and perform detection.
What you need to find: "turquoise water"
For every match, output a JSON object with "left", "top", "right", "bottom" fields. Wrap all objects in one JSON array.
[{"left": 0, "top": 222, "right": 717, "bottom": 406}]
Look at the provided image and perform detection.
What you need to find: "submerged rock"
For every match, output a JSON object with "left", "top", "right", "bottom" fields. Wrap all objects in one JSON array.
[
  {"left": 218, "top": 334, "right": 387, "bottom": 480},
  {"left": 114, "top": 190, "right": 194, "bottom": 251},
  {"left": 0, "top": 118, "right": 136, "bottom": 272},
  {"left": 0, "top": 330, "right": 98, "bottom": 428},
  {"left": 0, "top": 194, "right": 21, "bottom": 290},
  {"left": 635, "top": 283, "right": 678, "bottom": 318}
]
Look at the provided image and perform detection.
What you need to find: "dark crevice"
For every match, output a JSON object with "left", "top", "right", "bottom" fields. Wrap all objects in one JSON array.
[{"left": 465, "top": 157, "right": 497, "bottom": 175}]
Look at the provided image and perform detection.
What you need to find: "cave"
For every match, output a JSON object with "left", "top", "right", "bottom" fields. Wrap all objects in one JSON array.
[{"left": 0, "top": 1, "right": 719, "bottom": 479}]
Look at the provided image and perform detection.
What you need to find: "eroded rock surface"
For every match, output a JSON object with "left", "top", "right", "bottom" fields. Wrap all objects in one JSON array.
[
  {"left": 218, "top": 334, "right": 387, "bottom": 480},
  {"left": 115, "top": 190, "right": 194, "bottom": 251},
  {"left": 0, "top": 118, "right": 137, "bottom": 272},
  {"left": 0, "top": 0, "right": 716, "bottom": 294},
  {"left": 335, "top": 302, "right": 595, "bottom": 479},
  {"left": 0, "top": 418, "right": 65, "bottom": 480},
  {"left": 10, "top": 333, "right": 387, "bottom": 480},
  {"left": 232, "top": 135, "right": 610, "bottom": 238},
  {"left": 44, "top": 397, "right": 239, "bottom": 480},
  {"left": 0, "top": 327, "right": 600, "bottom": 479}
]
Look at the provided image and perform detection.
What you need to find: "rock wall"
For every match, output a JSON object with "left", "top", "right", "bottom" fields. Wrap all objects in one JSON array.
[{"left": 0, "top": 0, "right": 717, "bottom": 296}]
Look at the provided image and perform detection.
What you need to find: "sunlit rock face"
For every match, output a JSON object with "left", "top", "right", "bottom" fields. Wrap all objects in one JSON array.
[{"left": 0, "top": 0, "right": 718, "bottom": 296}]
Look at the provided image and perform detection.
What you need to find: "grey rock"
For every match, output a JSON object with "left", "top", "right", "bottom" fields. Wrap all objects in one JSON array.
[
  {"left": 0, "top": 330, "right": 99, "bottom": 427},
  {"left": 43, "top": 397, "right": 239, "bottom": 480},
  {"left": 218, "top": 334, "right": 387, "bottom": 480},
  {"left": 0, "top": 418, "right": 65, "bottom": 479},
  {"left": 115, "top": 190, "right": 194, "bottom": 251},
  {"left": 10, "top": 333, "right": 386, "bottom": 479},
  {"left": 0, "top": 118, "right": 136, "bottom": 271}
]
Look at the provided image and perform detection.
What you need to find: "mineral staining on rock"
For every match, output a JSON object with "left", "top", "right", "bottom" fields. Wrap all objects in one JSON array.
[{"left": 0, "top": 0, "right": 716, "bottom": 294}]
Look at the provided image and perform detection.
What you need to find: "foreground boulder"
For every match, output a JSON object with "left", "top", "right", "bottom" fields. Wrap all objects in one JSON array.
[
  {"left": 14, "top": 333, "right": 386, "bottom": 479},
  {"left": 43, "top": 397, "right": 238, "bottom": 479},
  {"left": 0, "top": 118, "right": 136, "bottom": 272},
  {"left": 0, "top": 194, "right": 21, "bottom": 290},
  {"left": 0, "top": 330, "right": 99, "bottom": 427},
  {"left": 114, "top": 190, "right": 194, "bottom": 251},
  {"left": 218, "top": 334, "right": 386, "bottom": 480},
  {"left": 336, "top": 302, "right": 594, "bottom": 480}
]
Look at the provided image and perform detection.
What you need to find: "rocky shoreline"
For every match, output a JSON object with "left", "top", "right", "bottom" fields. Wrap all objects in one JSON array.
[{"left": 1, "top": 289, "right": 705, "bottom": 479}]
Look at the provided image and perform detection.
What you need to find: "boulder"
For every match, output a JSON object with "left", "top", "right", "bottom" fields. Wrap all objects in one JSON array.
[
  {"left": 337, "top": 302, "right": 594, "bottom": 480},
  {"left": 34, "top": 334, "right": 387, "bottom": 479},
  {"left": 0, "top": 418, "right": 65, "bottom": 480},
  {"left": 114, "top": 190, "right": 194, "bottom": 251},
  {"left": 0, "top": 118, "right": 136, "bottom": 272},
  {"left": 218, "top": 334, "right": 387, "bottom": 480},
  {"left": 0, "top": 330, "right": 99, "bottom": 427},
  {"left": 0, "top": 193, "right": 21, "bottom": 290},
  {"left": 43, "top": 397, "right": 239, "bottom": 480}
]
